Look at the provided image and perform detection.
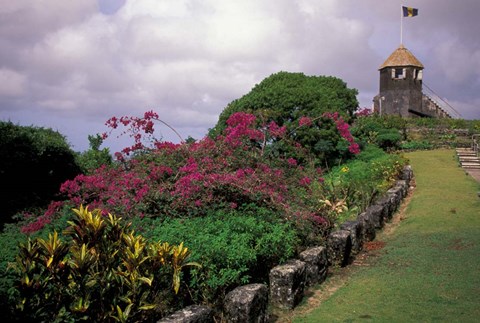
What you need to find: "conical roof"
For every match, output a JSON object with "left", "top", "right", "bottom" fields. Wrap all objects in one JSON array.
[{"left": 379, "top": 44, "right": 424, "bottom": 70}]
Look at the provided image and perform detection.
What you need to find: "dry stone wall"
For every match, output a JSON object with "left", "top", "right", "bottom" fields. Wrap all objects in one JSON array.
[{"left": 158, "top": 165, "right": 414, "bottom": 323}]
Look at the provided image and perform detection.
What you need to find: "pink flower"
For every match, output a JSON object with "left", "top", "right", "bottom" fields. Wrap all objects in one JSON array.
[
  {"left": 323, "top": 112, "right": 360, "bottom": 155},
  {"left": 299, "top": 176, "right": 311, "bottom": 186},
  {"left": 299, "top": 116, "right": 313, "bottom": 127},
  {"left": 287, "top": 158, "right": 298, "bottom": 166},
  {"left": 349, "top": 143, "right": 360, "bottom": 154},
  {"left": 310, "top": 213, "right": 328, "bottom": 226},
  {"left": 267, "top": 121, "right": 287, "bottom": 137}
]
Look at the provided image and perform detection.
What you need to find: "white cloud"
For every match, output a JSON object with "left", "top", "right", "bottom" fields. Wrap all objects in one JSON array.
[
  {"left": 1, "top": 0, "right": 480, "bottom": 152},
  {"left": 0, "top": 68, "right": 26, "bottom": 97}
]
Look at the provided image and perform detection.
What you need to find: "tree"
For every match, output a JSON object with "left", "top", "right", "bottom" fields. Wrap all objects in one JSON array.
[
  {"left": 75, "top": 134, "right": 112, "bottom": 174},
  {"left": 209, "top": 71, "right": 359, "bottom": 165},
  {"left": 0, "top": 121, "right": 82, "bottom": 225}
]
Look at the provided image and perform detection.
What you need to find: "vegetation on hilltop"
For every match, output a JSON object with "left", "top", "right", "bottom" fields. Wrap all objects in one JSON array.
[{"left": 209, "top": 71, "right": 360, "bottom": 166}]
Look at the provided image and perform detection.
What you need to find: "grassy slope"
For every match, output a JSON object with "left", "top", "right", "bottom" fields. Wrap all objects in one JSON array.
[{"left": 294, "top": 149, "right": 480, "bottom": 322}]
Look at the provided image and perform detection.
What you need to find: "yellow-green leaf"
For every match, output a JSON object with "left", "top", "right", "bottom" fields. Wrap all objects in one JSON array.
[
  {"left": 46, "top": 256, "right": 53, "bottom": 268},
  {"left": 139, "top": 276, "right": 153, "bottom": 286},
  {"left": 139, "top": 304, "right": 157, "bottom": 311}
]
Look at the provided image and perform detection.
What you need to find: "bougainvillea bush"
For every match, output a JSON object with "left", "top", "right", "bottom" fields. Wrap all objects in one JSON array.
[{"left": 24, "top": 110, "right": 361, "bottom": 235}]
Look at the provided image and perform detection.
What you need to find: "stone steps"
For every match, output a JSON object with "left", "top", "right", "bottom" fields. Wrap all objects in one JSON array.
[{"left": 456, "top": 148, "right": 480, "bottom": 169}]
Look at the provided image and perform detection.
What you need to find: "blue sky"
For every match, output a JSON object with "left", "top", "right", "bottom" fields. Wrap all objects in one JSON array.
[{"left": 1, "top": 0, "right": 479, "bottom": 153}]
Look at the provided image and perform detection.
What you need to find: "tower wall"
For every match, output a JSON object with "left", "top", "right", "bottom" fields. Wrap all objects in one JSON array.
[{"left": 375, "top": 66, "right": 423, "bottom": 117}]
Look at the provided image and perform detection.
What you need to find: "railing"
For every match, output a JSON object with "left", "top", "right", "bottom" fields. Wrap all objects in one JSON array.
[{"left": 423, "top": 83, "right": 462, "bottom": 118}]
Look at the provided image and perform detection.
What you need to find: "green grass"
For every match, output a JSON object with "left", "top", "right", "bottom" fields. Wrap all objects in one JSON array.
[{"left": 293, "top": 149, "right": 480, "bottom": 323}]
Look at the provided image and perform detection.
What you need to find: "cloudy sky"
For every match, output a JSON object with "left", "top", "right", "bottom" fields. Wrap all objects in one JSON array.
[{"left": 1, "top": 0, "right": 479, "bottom": 152}]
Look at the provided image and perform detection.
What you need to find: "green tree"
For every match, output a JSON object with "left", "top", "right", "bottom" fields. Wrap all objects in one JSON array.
[
  {"left": 209, "top": 71, "right": 358, "bottom": 136},
  {"left": 75, "top": 134, "right": 112, "bottom": 174},
  {"left": 0, "top": 121, "right": 82, "bottom": 225},
  {"left": 209, "top": 71, "right": 359, "bottom": 165}
]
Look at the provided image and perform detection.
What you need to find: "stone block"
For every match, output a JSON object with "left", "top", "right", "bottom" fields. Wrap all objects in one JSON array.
[
  {"left": 391, "top": 183, "right": 405, "bottom": 200},
  {"left": 157, "top": 305, "right": 213, "bottom": 323},
  {"left": 366, "top": 205, "right": 384, "bottom": 229},
  {"left": 374, "top": 195, "right": 394, "bottom": 221},
  {"left": 357, "top": 211, "right": 376, "bottom": 241},
  {"left": 340, "top": 220, "right": 364, "bottom": 254},
  {"left": 224, "top": 284, "right": 268, "bottom": 323},
  {"left": 396, "top": 180, "right": 408, "bottom": 198},
  {"left": 386, "top": 188, "right": 402, "bottom": 211},
  {"left": 400, "top": 165, "right": 413, "bottom": 185},
  {"left": 299, "top": 246, "right": 328, "bottom": 286},
  {"left": 327, "top": 230, "right": 352, "bottom": 267},
  {"left": 269, "top": 260, "right": 306, "bottom": 309}
]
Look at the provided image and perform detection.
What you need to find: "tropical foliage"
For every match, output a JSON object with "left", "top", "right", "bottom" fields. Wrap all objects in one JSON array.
[{"left": 11, "top": 205, "right": 198, "bottom": 322}]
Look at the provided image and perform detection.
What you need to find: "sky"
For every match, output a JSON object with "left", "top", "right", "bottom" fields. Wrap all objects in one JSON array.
[{"left": 1, "top": 0, "right": 479, "bottom": 153}]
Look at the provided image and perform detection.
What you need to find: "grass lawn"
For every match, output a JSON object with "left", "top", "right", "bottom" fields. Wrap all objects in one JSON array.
[{"left": 293, "top": 149, "right": 480, "bottom": 322}]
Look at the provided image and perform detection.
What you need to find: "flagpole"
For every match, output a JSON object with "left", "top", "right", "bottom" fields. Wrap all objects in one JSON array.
[{"left": 400, "top": 6, "right": 403, "bottom": 44}]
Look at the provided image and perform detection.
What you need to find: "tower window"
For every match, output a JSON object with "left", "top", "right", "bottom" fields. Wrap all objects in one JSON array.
[
  {"left": 417, "top": 70, "right": 423, "bottom": 80},
  {"left": 392, "top": 68, "right": 406, "bottom": 79}
]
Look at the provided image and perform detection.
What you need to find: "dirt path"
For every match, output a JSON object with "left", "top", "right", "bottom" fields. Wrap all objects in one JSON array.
[{"left": 465, "top": 168, "right": 480, "bottom": 183}]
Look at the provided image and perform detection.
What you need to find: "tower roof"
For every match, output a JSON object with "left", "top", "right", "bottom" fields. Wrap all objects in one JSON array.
[{"left": 379, "top": 44, "right": 424, "bottom": 70}]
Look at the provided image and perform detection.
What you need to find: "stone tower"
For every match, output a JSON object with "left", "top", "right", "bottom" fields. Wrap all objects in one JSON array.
[{"left": 373, "top": 44, "right": 424, "bottom": 117}]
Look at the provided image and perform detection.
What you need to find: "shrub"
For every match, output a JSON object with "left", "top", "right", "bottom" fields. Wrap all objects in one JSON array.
[
  {"left": 0, "top": 223, "right": 27, "bottom": 322},
  {"left": 376, "top": 129, "right": 403, "bottom": 150},
  {"left": 134, "top": 205, "right": 298, "bottom": 304},
  {"left": 24, "top": 111, "right": 353, "bottom": 238},
  {"left": 315, "top": 145, "right": 406, "bottom": 224},
  {"left": 10, "top": 205, "right": 198, "bottom": 322},
  {"left": 400, "top": 140, "right": 433, "bottom": 151},
  {"left": 0, "top": 121, "right": 82, "bottom": 225},
  {"left": 351, "top": 114, "right": 406, "bottom": 151}
]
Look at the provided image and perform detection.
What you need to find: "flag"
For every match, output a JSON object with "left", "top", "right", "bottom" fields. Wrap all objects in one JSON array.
[{"left": 402, "top": 6, "right": 418, "bottom": 17}]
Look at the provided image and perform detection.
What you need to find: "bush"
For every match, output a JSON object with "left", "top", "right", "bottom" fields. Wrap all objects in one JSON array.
[
  {"left": 1, "top": 110, "right": 410, "bottom": 318},
  {"left": 376, "top": 129, "right": 402, "bottom": 150},
  {"left": 134, "top": 206, "right": 298, "bottom": 304},
  {"left": 351, "top": 114, "right": 406, "bottom": 151},
  {"left": 315, "top": 145, "right": 406, "bottom": 224},
  {"left": 25, "top": 112, "right": 347, "bottom": 237},
  {"left": 0, "top": 224, "right": 27, "bottom": 322},
  {"left": 400, "top": 140, "right": 433, "bottom": 151},
  {"left": 0, "top": 121, "right": 82, "bottom": 225},
  {"left": 10, "top": 205, "right": 198, "bottom": 322}
]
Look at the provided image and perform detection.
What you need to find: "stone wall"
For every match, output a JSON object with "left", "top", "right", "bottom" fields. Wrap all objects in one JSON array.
[{"left": 158, "top": 165, "right": 414, "bottom": 323}]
